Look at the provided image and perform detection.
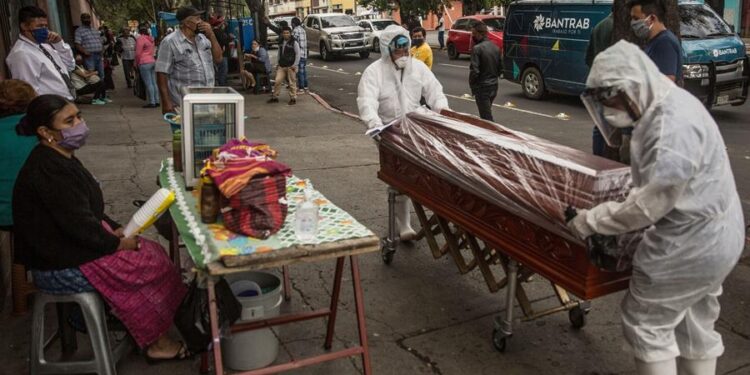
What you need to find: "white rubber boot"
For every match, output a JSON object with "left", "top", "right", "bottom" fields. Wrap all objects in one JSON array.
[
  {"left": 677, "top": 357, "right": 716, "bottom": 375},
  {"left": 635, "top": 358, "right": 677, "bottom": 375},
  {"left": 395, "top": 195, "right": 417, "bottom": 241}
]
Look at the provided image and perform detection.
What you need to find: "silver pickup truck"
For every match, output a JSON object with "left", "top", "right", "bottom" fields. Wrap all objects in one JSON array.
[{"left": 304, "top": 13, "right": 372, "bottom": 61}]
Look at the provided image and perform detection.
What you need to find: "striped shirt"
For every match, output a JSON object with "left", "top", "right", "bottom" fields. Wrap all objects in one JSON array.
[
  {"left": 292, "top": 26, "right": 307, "bottom": 59},
  {"left": 155, "top": 30, "right": 215, "bottom": 107},
  {"left": 74, "top": 26, "right": 103, "bottom": 53}
]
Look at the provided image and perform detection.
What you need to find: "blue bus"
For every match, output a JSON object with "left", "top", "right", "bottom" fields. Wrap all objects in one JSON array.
[{"left": 502, "top": 0, "right": 749, "bottom": 108}]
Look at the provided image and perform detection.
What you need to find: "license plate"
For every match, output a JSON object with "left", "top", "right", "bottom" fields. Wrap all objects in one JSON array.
[
  {"left": 347, "top": 42, "right": 362, "bottom": 47},
  {"left": 716, "top": 95, "right": 729, "bottom": 105}
]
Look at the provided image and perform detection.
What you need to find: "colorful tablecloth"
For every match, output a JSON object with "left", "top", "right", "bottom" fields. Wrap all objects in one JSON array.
[{"left": 158, "top": 158, "right": 375, "bottom": 268}]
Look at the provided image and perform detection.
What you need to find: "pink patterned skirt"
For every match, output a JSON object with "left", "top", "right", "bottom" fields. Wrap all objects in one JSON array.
[{"left": 79, "top": 236, "right": 187, "bottom": 348}]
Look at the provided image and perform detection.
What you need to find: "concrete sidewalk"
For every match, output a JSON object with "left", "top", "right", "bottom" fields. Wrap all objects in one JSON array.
[{"left": 2, "top": 68, "right": 749, "bottom": 375}]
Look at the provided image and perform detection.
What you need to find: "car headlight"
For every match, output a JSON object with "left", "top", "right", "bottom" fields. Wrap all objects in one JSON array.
[
  {"left": 738, "top": 59, "right": 745, "bottom": 74},
  {"left": 331, "top": 34, "right": 341, "bottom": 40},
  {"left": 682, "top": 64, "right": 709, "bottom": 79}
]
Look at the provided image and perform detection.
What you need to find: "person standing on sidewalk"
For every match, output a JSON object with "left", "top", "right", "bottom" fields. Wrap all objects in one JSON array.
[
  {"left": 268, "top": 27, "right": 300, "bottom": 106},
  {"left": 410, "top": 27, "right": 432, "bottom": 70},
  {"left": 6, "top": 6, "right": 76, "bottom": 101},
  {"left": 436, "top": 13, "right": 445, "bottom": 50},
  {"left": 74, "top": 13, "right": 104, "bottom": 81},
  {"left": 292, "top": 17, "right": 309, "bottom": 94},
  {"left": 630, "top": 0, "right": 682, "bottom": 83},
  {"left": 135, "top": 27, "right": 160, "bottom": 108},
  {"left": 115, "top": 27, "right": 136, "bottom": 87},
  {"left": 469, "top": 22, "right": 501, "bottom": 121},
  {"left": 357, "top": 25, "right": 448, "bottom": 240},
  {"left": 155, "top": 6, "right": 223, "bottom": 114},
  {"left": 210, "top": 15, "right": 230, "bottom": 86},
  {"left": 116, "top": 27, "right": 137, "bottom": 89}
]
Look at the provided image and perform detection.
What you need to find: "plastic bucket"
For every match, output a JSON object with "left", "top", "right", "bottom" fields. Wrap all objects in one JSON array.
[{"left": 222, "top": 272, "right": 283, "bottom": 371}]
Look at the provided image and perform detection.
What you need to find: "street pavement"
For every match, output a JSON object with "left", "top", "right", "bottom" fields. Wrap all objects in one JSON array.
[{"left": 0, "top": 53, "right": 749, "bottom": 375}]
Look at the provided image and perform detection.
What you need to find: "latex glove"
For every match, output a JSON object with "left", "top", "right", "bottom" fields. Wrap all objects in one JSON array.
[{"left": 567, "top": 209, "right": 595, "bottom": 240}]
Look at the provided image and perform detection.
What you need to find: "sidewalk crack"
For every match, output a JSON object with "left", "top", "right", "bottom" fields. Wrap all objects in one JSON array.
[{"left": 395, "top": 337, "right": 443, "bottom": 375}]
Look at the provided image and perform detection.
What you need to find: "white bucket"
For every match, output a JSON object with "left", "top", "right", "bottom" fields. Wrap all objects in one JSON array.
[{"left": 222, "top": 272, "right": 283, "bottom": 371}]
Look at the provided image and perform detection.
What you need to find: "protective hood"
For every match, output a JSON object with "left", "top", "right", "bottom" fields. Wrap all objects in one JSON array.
[
  {"left": 586, "top": 40, "right": 674, "bottom": 125},
  {"left": 379, "top": 25, "right": 410, "bottom": 62}
]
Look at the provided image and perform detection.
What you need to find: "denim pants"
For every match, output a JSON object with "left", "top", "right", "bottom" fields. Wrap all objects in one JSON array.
[
  {"left": 84, "top": 52, "right": 104, "bottom": 81},
  {"left": 472, "top": 84, "right": 498, "bottom": 121},
  {"left": 139, "top": 63, "right": 159, "bottom": 105},
  {"left": 438, "top": 31, "right": 445, "bottom": 49},
  {"left": 215, "top": 57, "right": 228, "bottom": 86},
  {"left": 297, "top": 58, "right": 308, "bottom": 90}
]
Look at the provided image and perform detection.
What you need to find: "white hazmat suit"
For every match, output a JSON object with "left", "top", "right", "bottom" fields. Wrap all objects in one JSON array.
[
  {"left": 357, "top": 25, "right": 449, "bottom": 238},
  {"left": 571, "top": 41, "right": 745, "bottom": 375}
]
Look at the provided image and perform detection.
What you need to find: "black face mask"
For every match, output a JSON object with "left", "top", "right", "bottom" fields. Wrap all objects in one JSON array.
[{"left": 412, "top": 38, "right": 424, "bottom": 47}]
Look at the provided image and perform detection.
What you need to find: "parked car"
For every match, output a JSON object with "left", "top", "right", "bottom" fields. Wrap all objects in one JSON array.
[
  {"left": 266, "top": 28, "right": 279, "bottom": 48},
  {"left": 503, "top": 0, "right": 748, "bottom": 107},
  {"left": 304, "top": 13, "right": 372, "bottom": 60},
  {"left": 447, "top": 15, "right": 505, "bottom": 60},
  {"left": 357, "top": 18, "right": 400, "bottom": 52}
]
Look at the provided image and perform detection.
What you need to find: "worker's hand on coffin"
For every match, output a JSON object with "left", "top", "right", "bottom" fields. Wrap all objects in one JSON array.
[{"left": 566, "top": 209, "right": 596, "bottom": 240}]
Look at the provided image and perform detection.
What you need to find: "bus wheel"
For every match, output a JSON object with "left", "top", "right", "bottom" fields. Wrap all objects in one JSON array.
[{"left": 521, "top": 67, "right": 546, "bottom": 100}]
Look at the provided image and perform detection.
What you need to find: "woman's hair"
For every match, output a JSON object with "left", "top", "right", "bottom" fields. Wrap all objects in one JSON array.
[
  {"left": 16, "top": 94, "right": 72, "bottom": 137},
  {"left": 139, "top": 27, "right": 149, "bottom": 35},
  {"left": 0, "top": 80, "right": 36, "bottom": 118}
]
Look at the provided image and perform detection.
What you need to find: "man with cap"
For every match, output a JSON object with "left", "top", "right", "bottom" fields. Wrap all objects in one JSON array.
[
  {"left": 155, "top": 6, "right": 223, "bottom": 114},
  {"left": 209, "top": 14, "right": 231, "bottom": 86}
]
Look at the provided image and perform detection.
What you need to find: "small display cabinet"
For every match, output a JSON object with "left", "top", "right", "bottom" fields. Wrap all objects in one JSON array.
[{"left": 180, "top": 87, "right": 245, "bottom": 187}]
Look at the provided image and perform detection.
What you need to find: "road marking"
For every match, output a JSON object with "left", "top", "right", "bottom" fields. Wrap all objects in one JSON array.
[
  {"left": 308, "top": 65, "right": 351, "bottom": 75},
  {"left": 444, "top": 93, "right": 564, "bottom": 120},
  {"left": 439, "top": 63, "right": 469, "bottom": 69}
]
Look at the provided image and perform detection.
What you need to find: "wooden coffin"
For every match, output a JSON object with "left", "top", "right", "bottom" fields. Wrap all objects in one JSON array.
[{"left": 377, "top": 110, "right": 632, "bottom": 300}]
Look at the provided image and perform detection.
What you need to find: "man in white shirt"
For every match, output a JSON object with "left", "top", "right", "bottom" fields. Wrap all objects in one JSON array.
[
  {"left": 436, "top": 13, "right": 445, "bottom": 50},
  {"left": 6, "top": 6, "right": 76, "bottom": 100}
]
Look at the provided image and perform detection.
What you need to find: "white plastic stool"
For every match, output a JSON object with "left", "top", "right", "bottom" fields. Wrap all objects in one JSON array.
[{"left": 30, "top": 291, "right": 132, "bottom": 375}]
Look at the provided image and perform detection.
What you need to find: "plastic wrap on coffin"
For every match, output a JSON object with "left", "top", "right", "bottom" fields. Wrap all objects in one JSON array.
[{"left": 376, "top": 110, "right": 632, "bottom": 299}]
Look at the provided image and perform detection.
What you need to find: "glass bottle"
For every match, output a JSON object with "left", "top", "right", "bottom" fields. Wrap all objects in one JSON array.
[{"left": 200, "top": 176, "right": 220, "bottom": 224}]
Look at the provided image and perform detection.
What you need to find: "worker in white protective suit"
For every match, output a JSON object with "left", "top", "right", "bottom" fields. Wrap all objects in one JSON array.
[
  {"left": 568, "top": 40, "right": 745, "bottom": 375},
  {"left": 357, "top": 25, "right": 449, "bottom": 239}
]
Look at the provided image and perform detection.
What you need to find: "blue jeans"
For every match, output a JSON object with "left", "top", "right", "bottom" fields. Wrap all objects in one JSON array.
[
  {"left": 139, "top": 63, "right": 159, "bottom": 105},
  {"left": 84, "top": 52, "right": 104, "bottom": 81},
  {"left": 215, "top": 57, "right": 228, "bottom": 86},
  {"left": 438, "top": 31, "right": 445, "bottom": 49},
  {"left": 297, "top": 58, "right": 308, "bottom": 90}
]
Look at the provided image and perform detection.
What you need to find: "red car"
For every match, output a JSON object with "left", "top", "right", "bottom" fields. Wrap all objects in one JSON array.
[{"left": 447, "top": 15, "right": 505, "bottom": 60}]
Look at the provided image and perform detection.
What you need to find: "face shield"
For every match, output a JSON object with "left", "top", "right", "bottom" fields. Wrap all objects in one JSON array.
[{"left": 580, "top": 86, "right": 635, "bottom": 148}]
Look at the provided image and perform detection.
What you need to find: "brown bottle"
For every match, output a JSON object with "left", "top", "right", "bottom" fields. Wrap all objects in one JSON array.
[
  {"left": 173, "top": 131, "right": 183, "bottom": 172},
  {"left": 200, "top": 176, "right": 220, "bottom": 223}
]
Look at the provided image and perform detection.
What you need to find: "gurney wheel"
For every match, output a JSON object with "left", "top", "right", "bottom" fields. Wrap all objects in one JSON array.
[
  {"left": 569, "top": 305, "right": 587, "bottom": 329},
  {"left": 382, "top": 250, "right": 395, "bottom": 265},
  {"left": 492, "top": 328, "right": 508, "bottom": 352}
]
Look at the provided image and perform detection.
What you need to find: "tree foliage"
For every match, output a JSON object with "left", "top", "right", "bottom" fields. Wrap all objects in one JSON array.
[{"left": 92, "top": 0, "right": 186, "bottom": 27}]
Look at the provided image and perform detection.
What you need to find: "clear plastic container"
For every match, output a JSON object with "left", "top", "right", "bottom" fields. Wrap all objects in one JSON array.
[{"left": 294, "top": 189, "right": 319, "bottom": 242}]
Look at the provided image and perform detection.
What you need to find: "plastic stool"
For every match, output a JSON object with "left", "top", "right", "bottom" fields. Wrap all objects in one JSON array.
[{"left": 30, "top": 292, "right": 132, "bottom": 375}]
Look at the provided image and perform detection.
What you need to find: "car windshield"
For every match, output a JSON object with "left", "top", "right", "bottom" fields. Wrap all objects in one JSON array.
[
  {"left": 321, "top": 15, "right": 356, "bottom": 28},
  {"left": 679, "top": 4, "right": 733, "bottom": 38},
  {"left": 371, "top": 20, "right": 397, "bottom": 30},
  {"left": 482, "top": 18, "right": 505, "bottom": 31}
]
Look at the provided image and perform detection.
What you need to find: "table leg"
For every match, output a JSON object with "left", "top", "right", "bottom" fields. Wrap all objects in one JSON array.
[
  {"left": 350, "top": 255, "right": 372, "bottom": 375},
  {"left": 207, "top": 277, "right": 224, "bottom": 375},
  {"left": 324, "top": 257, "right": 346, "bottom": 350},
  {"left": 282, "top": 266, "right": 292, "bottom": 301}
]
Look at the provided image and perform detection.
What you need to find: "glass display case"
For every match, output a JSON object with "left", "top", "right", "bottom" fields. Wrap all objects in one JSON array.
[{"left": 181, "top": 87, "right": 245, "bottom": 187}]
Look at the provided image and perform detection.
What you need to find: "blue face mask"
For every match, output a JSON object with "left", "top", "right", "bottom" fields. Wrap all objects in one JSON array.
[{"left": 32, "top": 28, "right": 49, "bottom": 44}]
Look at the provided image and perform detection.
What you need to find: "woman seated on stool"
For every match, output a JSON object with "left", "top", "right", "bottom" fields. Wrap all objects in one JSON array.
[
  {"left": 12, "top": 94, "right": 190, "bottom": 362},
  {"left": 240, "top": 40, "right": 272, "bottom": 91},
  {"left": 71, "top": 54, "right": 108, "bottom": 105}
]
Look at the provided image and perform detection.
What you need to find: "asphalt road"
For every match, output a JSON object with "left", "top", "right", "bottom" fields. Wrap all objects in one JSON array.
[{"left": 272, "top": 47, "right": 750, "bottom": 219}]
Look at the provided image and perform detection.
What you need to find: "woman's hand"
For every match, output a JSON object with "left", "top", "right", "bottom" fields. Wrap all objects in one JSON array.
[
  {"left": 118, "top": 236, "right": 139, "bottom": 251},
  {"left": 114, "top": 227, "right": 125, "bottom": 238}
]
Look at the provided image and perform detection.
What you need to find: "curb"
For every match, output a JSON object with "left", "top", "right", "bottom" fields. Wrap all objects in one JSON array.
[{"left": 308, "top": 92, "right": 363, "bottom": 122}]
